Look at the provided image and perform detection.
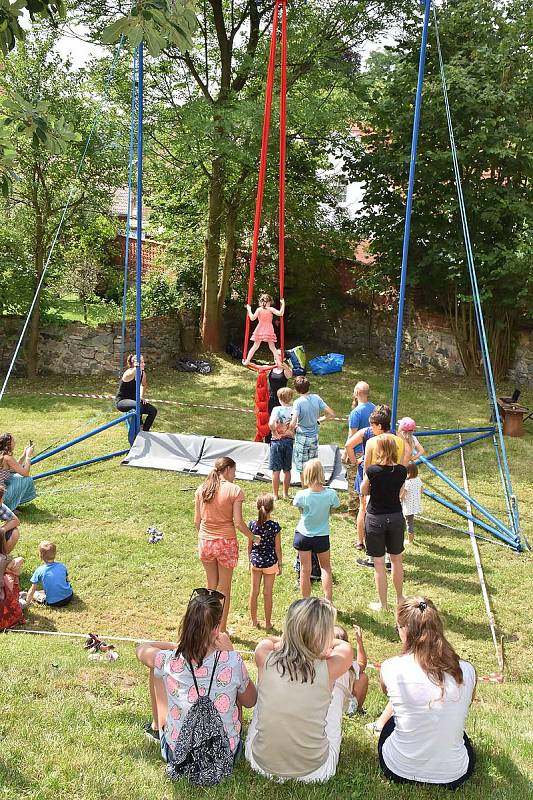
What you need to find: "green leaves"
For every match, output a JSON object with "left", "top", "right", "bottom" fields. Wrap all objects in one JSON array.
[
  {"left": 0, "top": 0, "right": 66, "bottom": 55},
  {"left": 101, "top": 0, "right": 197, "bottom": 57},
  {"left": 1, "top": 92, "right": 82, "bottom": 156}
]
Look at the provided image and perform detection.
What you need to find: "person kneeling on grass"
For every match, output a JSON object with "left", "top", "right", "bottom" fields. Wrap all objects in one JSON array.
[
  {"left": 136, "top": 589, "right": 257, "bottom": 770},
  {"left": 22, "top": 540, "right": 73, "bottom": 608},
  {"left": 245, "top": 597, "right": 353, "bottom": 783},
  {"left": 366, "top": 596, "right": 476, "bottom": 790}
]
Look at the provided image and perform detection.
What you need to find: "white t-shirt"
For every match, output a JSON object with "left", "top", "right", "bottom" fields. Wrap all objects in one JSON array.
[
  {"left": 402, "top": 476, "right": 422, "bottom": 516},
  {"left": 381, "top": 653, "right": 476, "bottom": 784}
]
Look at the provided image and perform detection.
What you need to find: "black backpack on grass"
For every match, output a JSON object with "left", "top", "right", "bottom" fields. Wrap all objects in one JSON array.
[
  {"left": 294, "top": 552, "right": 322, "bottom": 581},
  {"left": 165, "top": 651, "right": 233, "bottom": 786}
]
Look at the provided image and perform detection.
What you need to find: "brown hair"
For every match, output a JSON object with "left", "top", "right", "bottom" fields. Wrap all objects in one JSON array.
[
  {"left": 397, "top": 596, "right": 464, "bottom": 696},
  {"left": 0, "top": 485, "right": 4, "bottom": 503},
  {"left": 294, "top": 375, "right": 310, "bottom": 394},
  {"left": 0, "top": 433, "right": 14, "bottom": 456},
  {"left": 175, "top": 594, "right": 223, "bottom": 665},
  {"left": 369, "top": 405, "right": 391, "bottom": 432},
  {"left": 256, "top": 493, "right": 275, "bottom": 526},
  {"left": 39, "top": 541, "right": 57, "bottom": 561},
  {"left": 201, "top": 456, "right": 236, "bottom": 503},
  {"left": 277, "top": 387, "right": 294, "bottom": 404},
  {"left": 259, "top": 293, "right": 273, "bottom": 306},
  {"left": 407, "top": 462, "right": 419, "bottom": 479},
  {"left": 374, "top": 434, "right": 398, "bottom": 465}
]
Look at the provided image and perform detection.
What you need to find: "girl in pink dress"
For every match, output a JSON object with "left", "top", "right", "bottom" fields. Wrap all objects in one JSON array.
[{"left": 243, "top": 294, "right": 285, "bottom": 367}]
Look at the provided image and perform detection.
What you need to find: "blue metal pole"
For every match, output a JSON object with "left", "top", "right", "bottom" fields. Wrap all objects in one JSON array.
[
  {"left": 135, "top": 41, "right": 144, "bottom": 437},
  {"left": 31, "top": 413, "right": 135, "bottom": 464},
  {"left": 120, "top": 48, "right": 138, "bottom": 374},
  {"left": 419, "top": 455, "right": 518, "bottom": 541},
  {"left": 33, "top": 450, "right": 130, "bottom": 481},
  {"left": 423, "top": 489, "right": 520, "bottom": 549},
  {"left": 420, "top": 431, "right": 494, "bottom": 462},
  {"left": 390, "top": 0, "right": 432, "bottom": 429},
  {"left": 416, "top": 426, "right": 495, "bottom": 437}
]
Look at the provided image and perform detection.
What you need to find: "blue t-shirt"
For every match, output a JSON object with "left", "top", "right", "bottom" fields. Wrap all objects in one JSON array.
[
  {"left": 249, "top": 520, "right": 281, "bottom": 568},
  {"left": 348, "top": 402, "right": 376, "bottom": 455},
  {"left": 30, "top": 562, "right": 73, "bottom": 604},
  {"left": 292, "top": 394, "right": 326, "bottom": 436},
  {"left": 293, "top": 487, "right": 340, "bottom": 537}
]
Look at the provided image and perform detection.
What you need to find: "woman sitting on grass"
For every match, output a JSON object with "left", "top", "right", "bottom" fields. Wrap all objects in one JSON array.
[
  {"left": 0, "top": 523, "right": 24, "bottom": 630},
  {"left": 368, "top": 596, "right": 476, "bottom": 789},
  {"left": 245, "top": 597, "right": 353, "bottom": 783},
  {"left": 136, "top": 588, "right": 257, "bottom": 766},
  {"left": 0, "top": 433, "right": 36, "bottom": 509},
  {"left": 195, "top": 456, "right": 257, "bottom": 633}
]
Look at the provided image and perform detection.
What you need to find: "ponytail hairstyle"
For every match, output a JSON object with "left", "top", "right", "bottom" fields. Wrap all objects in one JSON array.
[
  {"left": 126, "top": 353, "right": 144, "bottom": 368},
  {"left": 201, "top": 456, "right": 236, "bottom": 503},
  {"left": 256, "top": 493, "right": 275, "bottom": 526},
  {"left": 175, "top": 594, "right": 223, "bottom": 665},
  {"left": 397, "top": 596, "right": 463, "bottom": 697},
  {"left": 0, "top": 433, "right": 14, "bottom": 456}
]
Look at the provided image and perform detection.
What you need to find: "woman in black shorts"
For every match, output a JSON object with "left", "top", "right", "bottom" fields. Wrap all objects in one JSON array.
[
  {"left": 116, "top": 353, "right": 157, "bottom": 444},
  {"left": 360, "top": 434, "right": 406, "bottom": 612}
]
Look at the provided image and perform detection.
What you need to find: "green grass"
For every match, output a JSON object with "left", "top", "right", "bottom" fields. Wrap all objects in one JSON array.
[
  {"left": 0, "top": 353, "right": 531, "bottom": 799},
  {"left": 45, "top": 294, "right": 123, "bottom": 326}
]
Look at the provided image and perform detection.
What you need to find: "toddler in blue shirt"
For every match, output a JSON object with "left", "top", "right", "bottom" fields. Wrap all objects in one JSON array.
[{"left": 24, "top": 540, "right": 73, "bottom": 607}]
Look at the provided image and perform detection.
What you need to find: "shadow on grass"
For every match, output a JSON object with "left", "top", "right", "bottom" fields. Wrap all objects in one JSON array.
[
  {"left": 337, "top": 609, "right": 399, "bottom": 644},
  {"left": 404, "top": 568, "right": 496, "bottom": 597},
  {"left": 18, "top": 505, "right": 57, "bottom": 524}
]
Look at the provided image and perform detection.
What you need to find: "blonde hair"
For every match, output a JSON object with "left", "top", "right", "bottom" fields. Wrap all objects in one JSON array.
[
  {"left": 256, "top": 493, "right": 275, "bottom": 526},
  {"left": 301, "top": 458, "right": 325, "bottom": 488},
  {"left": 201, "top": 457, "right": 236, "bottom": 503},
  {"left": 270, "top": 598, "right": 336, "bottom": 683},
  {"left": 351, "top": 381, "right": 370, "bottom": 409},
  {"left": 397, "top": 596, "right": 464, "bottom": 698},
  {"left": 39, "top": 541, "right": 57, "bottom": 561},
  {"left": 398, "top": 429, "right": 415, "bottom": 449},
  {"left": 277, "top": 387, "right": 293, "bottom": 404},
  {"left": 259, "top": 293, "right": 272, "bottom": 306},
  {"left": 374, "top": 434, "right": 398, "bottom": 465}
]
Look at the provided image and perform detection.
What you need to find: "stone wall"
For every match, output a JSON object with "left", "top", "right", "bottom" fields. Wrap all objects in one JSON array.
[
  {"left": 332, "top": 309, "right": 532, "bottom": 385},
  {"left": 0, "top": 315, "right": 189, "bottom": 375}
]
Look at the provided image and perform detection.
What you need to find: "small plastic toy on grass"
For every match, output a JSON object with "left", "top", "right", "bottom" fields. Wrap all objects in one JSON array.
[{"left": 243, "top": 294, "right": 285, "bottom": 368}]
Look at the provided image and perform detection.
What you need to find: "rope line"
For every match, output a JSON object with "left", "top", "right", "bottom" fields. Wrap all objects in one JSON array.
[
  {"left": 3, "top": 626, "right": 503, "bottom": 681},
  {"left": 243, "top": 0, "right": 286, "bottom": 363},
  {"left": 0, "top": 37, "right": 125, "bottom": 405},
  {"left": 433, "top": 7, "right": 518, "bottom": 541},
  {"left": 458, "top": 435, "right": 504, "bottom": 679}
]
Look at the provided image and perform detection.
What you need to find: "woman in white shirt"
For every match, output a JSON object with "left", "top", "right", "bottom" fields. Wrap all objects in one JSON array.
[{"left": 370, "top": 596, "right": 476, "bottom": 789}]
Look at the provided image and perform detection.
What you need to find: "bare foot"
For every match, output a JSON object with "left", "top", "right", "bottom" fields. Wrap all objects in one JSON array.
[
  {"left": 251, "top": 619, "right": 260, "bottom": 628},
  {"left": 283, "top": 494, "right": 290, "bottom": 500},
  {"left": 265, "top": 623, "right": 273, "bottom": 632}
]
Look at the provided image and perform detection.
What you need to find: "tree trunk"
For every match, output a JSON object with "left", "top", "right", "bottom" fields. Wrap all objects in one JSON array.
[
  {"left": 217, "top": 202, "right": 238, "bottom": 316},
  {"left": 200, "top": 155, "right": 225, "bottom": 350},
  {"left": 26, "top": 212, "right": 44, "bottom": 379}
]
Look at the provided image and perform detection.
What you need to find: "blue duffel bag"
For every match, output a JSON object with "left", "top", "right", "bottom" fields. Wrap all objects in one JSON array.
[{"left": 308, "top": 352, "right": 345, "bottom": 375}]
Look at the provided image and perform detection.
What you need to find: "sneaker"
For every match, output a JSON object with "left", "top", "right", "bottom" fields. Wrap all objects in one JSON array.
[
  {"left": 357, "top": 558, "right": 375, "bottom": 568},
  {"left": 143, "top": 722, "right": 160, "bottom": 742}
]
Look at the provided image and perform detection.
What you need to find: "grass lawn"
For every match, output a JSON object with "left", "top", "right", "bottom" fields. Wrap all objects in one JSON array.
[{"left": 0, "top": 353, "right": 531, "bottom": 799}]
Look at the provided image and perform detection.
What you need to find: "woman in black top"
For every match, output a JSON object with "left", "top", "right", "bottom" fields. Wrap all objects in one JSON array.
[
  {"left": 116, "top": 354, "right": 158, "bottom": 443},
  {"left": 360, "top": 434, "right": 406, "bottom": 613},
  {"left": 264, "top": 356, "right": 293, "bottom": 444}
]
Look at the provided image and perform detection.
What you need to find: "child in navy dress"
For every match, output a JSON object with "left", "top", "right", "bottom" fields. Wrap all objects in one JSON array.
[{"left": 248, "top": 494, "right": 282, "bottom": 630}]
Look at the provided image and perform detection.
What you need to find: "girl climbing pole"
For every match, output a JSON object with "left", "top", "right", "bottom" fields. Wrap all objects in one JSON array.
[{"left": 243, "top": 295, "right": 285, "bottom": 368}]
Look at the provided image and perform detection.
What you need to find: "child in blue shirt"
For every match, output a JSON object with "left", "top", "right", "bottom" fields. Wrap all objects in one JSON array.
[
  {"left": 25, "top": 540, "right": 73, "bottom": 607},
  {"left": 293, "top": 458, "right": 340, "bottom": 602},
  {"left": 269, "top": 386, "right": 294, "bottom": 500}
]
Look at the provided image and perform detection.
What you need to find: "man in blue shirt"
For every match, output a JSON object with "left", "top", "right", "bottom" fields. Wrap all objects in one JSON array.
[
  {"left": 345, "top": 381, "right": 376, "bottom": 526},
  {"left": 290, "top": 376, "right": 335, "bottom": 480}
]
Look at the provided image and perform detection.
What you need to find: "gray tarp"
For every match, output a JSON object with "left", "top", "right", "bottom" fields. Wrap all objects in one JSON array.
[{"left": 123, "top": 432, "right": 348, "bottom": 489}]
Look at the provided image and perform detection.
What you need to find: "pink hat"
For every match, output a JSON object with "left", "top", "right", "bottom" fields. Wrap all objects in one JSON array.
[{"left": 398, "top": 416, "right": 417, "bottom": 432}]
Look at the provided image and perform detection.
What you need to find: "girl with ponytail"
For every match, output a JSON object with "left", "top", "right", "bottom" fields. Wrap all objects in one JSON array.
[
  {"left": 194, "top": 457, "right": 256, "bottom": 632},
  {"left": 368, "top": 596, "right": 477, "bottom": 788},
  {"left": 248, "top": 493, "right": 282, "bottom": 629},
  {"left": 137, "top": 589, "right": 257, "bottom": 764}
]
